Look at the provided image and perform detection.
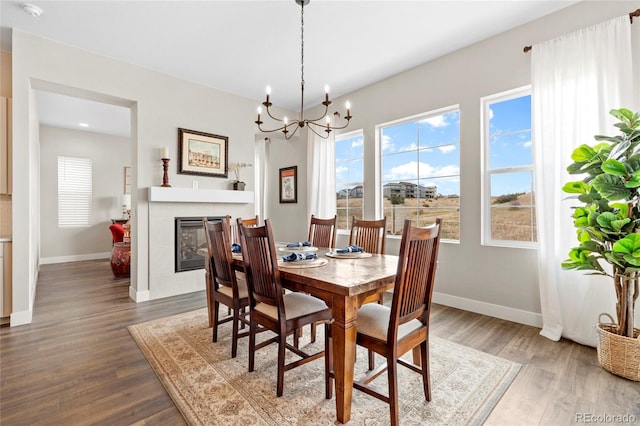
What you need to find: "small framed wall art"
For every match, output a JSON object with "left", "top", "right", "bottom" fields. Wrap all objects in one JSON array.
[
  {"left": 279, "top": 166, "right": 297, "bottom": 204},
  {"left": 177, "top": 128, "right": 228, "bottom": 178}
]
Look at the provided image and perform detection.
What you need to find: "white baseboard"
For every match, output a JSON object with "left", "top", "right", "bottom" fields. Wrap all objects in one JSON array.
[
  {"left": 10, "top": 309, "right": 32, "bottom": 326},
  {"left": 130, "top": 286, "right": 150, "bottom": 302},
  {"left": 432, "top": 291, "right": 543, "bottom": 328},
  {"left": 40, "top": 252, "right": 111, "bottom": 265}
]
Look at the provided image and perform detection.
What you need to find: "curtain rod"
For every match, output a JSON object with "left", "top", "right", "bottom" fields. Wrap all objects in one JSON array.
[{"left": 523, "top": 8, "right": 639, "bottom": 53}]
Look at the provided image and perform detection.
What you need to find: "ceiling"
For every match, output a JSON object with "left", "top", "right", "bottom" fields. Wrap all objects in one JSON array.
[{"left": 1, "top": 0, "right": 580, "bottom": 137}]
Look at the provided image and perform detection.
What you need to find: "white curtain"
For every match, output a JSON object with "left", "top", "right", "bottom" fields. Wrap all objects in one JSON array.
[
  {"left": 254, "top": 136, "right": 270, "bottom": 221},
  {"left": 532, "top": 15, "right": 638, "bottom": 346},
  {"left": 307, "top": 131, "right": 336, "bottom": 221}
]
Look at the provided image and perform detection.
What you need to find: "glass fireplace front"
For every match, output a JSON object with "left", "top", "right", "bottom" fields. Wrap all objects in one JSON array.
[{"left": 175, "top": 216, "right": 224, "bottom": 273}]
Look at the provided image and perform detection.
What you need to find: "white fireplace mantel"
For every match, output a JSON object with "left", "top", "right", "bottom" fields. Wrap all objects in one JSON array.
[{"left": 148, "top": 186, "right": 254, "bottom": 203}]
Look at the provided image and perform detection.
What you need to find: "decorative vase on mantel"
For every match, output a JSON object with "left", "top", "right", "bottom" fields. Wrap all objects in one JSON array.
[{"left": 232, "top": 181, "right": 245, "bottom": 191}]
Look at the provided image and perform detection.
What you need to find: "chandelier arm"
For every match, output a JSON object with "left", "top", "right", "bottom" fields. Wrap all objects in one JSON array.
[
  {"left": 302, "top": 104, "right": 331, "bottom": 124},
  {"left": 264, "top": 105, "right": 287, "bottom": 123},
  {"left": 306, "top": 124, "right": 330, "bottom": 140},
  {"left": 284, "top": 122, "right": 302, "bottom": 140},
  {"left": 306, "top": 118, "right": 352, "bottom": 131},
  {"left": 257, "top": 122, "right": 289, "bottom": 134}
]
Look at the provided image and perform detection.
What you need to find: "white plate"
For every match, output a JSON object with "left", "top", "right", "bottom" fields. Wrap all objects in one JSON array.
[
  {"left": 278, "top": 258, "right": 328, "bottom": 268},
  {"left": 278, "top": 246, "right": 318, "bottom": 253},
  {"left": 325, "top": 251, "right": 372, "bottom": 259}
]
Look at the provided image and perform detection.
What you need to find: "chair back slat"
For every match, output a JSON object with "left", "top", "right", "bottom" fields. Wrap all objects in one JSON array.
[
  {"left": 308, "top": 215, "right": 337, "bottom": 248},
  {"left": 231, "top": 215, "right": 260, "bottom": 245},
  {"left": 238, "top": 219, "right": 283, "bottom": 309},
  {"left": 204, "top": 216, "right": 236, "bottom": 291},
  {"left": 389, "top": 219, "right": 441, "bottom": 341},
  {"left": 349, "top": 217, "right": 387, "bottom": 254}
]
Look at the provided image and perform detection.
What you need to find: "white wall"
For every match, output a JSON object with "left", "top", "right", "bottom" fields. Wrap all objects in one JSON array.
[
  {"left": 309, "top": 1, "right": 637, "bottom": 326},
  {"left": 11, "top": 30, "right": 287, "bottom": 324},
  {"left": 39, "top": 125, "right": 131, "bottom": 262}
]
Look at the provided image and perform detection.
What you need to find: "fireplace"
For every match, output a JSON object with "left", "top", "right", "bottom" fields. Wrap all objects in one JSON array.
[{"left": 175, "top": 216, "right": 224, "bottom": 272}]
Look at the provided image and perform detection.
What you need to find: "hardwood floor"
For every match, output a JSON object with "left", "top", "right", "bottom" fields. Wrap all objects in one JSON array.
[{"left": 1, "top": 259, "right": 638, "bottom": 425}]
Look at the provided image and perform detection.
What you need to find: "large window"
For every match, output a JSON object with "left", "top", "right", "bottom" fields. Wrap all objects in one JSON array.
[
  {"left": 58, "top": 156, "right": 92, "bottom": 227},
  {"left": 379, "top": 107, "right": 460, "bottom": 240},
  {"left": 335, "top": 131, "right": 364, "bottom": 231},
  {"left": 481, "top": 87, "right": 536, "bottom": 246}
]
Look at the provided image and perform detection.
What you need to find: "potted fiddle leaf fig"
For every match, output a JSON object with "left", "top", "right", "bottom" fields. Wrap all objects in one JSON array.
[{"left": 562, "top": 108, "right": 640, "bottom": 381}]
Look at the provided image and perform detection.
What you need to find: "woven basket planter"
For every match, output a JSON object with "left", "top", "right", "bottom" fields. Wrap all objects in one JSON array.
[{"left": 596, "top": 314, "right": 640, "bottom": 382}]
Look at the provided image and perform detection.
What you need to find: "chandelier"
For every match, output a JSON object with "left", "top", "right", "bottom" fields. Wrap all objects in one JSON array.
[{"left": 255, "top": 0, "right": 352, "bottom": 140}]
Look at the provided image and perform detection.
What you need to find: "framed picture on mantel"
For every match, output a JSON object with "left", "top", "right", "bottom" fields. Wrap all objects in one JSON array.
[
  {"left": 177, "top": 128, "right": 228, "bottom": 178},
  {"left": 279, "top": 166, "right": 297, "bottom": 204}
]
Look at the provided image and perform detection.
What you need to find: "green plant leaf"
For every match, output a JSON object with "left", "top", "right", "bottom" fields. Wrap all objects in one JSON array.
[
  {"left": 562, "top": 181, "right": 589, "bottom": 194},
  {"left": 612, "top": 234, "right": 640, "bottom": 254},
  {"left": 592, "top": 174, "right": 630, "bottom": 200},
  {"left": 601, "top": 159, "right": 627, "bottom": 176},
  {"left": 624, "top": 171, "right": 640, "bottom": 188},
  {"left": 571, "top": 145, "right": 597, "bottom": 163},
  {"left": 596, "top": 212, "right": 617, "bottom": 228}
]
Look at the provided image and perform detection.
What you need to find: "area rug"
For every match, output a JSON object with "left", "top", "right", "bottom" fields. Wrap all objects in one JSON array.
[{"left": 128, "top": 309, "right": 520, "bottom": 426}]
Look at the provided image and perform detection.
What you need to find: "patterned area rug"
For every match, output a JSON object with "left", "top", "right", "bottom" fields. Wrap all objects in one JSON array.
[{"left": 128, "top": 309, "right": 520, "bottom": 426}]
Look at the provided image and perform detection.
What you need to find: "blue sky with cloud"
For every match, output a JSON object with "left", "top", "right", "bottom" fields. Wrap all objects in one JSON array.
[{"left": 336, "top": 95, "right": 531, "bottom": 198}]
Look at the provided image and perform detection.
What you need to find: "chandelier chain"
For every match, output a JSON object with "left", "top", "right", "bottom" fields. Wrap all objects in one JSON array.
[{"left": 300, "top": 2, "right": 305, "bottom": 88}]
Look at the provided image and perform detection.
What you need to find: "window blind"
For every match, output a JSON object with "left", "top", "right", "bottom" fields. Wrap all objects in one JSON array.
[{"left": 58, "top": 156, "right": 92, "bottom": 227}]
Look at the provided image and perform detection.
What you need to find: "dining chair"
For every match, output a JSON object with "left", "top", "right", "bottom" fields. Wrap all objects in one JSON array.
[
  {"left": 348, "top": 216, "right": 389, "bottom": 367},
  {"left": 308, "top": 214, "right": 337, "bottom": 249},
  {"left": 326, "top": 218, "right": 442, "bottom": 426},
  {"left": 238, "top": 218, "right": 332, "bottom": 397},
  {"left": 231, "top": 215, "right": 260, "bottom": 245},
  {"left": 349, "top": 216, "right": 387, "bottom": 255},
  {"left": 306, "top": 214, "right": 337, "bottom": 343},
  {"left": 203, "top": 216, "right": 251, "bottom": 358}
]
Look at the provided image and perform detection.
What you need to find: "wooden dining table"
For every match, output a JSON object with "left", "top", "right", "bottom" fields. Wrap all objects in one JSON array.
[{"left": 276, "top": 248, "right": 398, "bottom": 423}]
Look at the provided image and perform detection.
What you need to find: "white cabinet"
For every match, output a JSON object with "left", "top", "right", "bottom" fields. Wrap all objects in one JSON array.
[
  {"left": 1, "top": 97, "right": 12, "bottom": 194},
  {"left": 0, "top": 242, "right": 10, "bottom": 318}
]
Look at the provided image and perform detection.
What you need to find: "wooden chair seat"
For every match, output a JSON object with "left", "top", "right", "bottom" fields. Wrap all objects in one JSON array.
[
  {"left": 255, "top": 292, "right": 329, "bottom": 320},
  {"left": 216, "top": 278, "right": 249, "bottom": 299},
  {"left": 356, "top": 303, "right": 423, "bottom": 340}
]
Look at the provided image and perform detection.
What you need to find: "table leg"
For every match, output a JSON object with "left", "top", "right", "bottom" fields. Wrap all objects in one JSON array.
[{"left": 331, "top": 296, "right": 357, "bottom": 424}]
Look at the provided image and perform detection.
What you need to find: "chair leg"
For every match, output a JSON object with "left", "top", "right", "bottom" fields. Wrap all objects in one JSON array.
[
  {"left": 311, "top": 322, "right": 317, "bottom": 343},
  {"left": 248, "top": 319, "right": 256, "bottom": 372},
  {"left": 368, "top": 350, "right": 375, "bottom": 370},
  {"left": 293, "top": 327, "right": 300, "bottom": 348},
  {"left": 388, "top": 356, "right": 400, "bottom": 426},
  {"left": 324, "top": 323, "right": 333, "bottom": 399},
  {"left": 421, "top": 339, "right": 431, "bottom": 401},
  {"left": 212, "top": 301, "right": 220, "bottom": 342},
  {"left": 205, "top": 273, "right": 213, "bottom": 328},
  {"left": 231, "top": 307, "right": 239, "bottom": 358},
  {"left": 277, "top": 333, "right": 287, "bottom": 397}
]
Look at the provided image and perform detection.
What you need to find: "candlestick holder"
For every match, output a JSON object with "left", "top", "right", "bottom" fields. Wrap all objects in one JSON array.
[{"left": 161, "top": 158, "right": 171, "bottom": 187}]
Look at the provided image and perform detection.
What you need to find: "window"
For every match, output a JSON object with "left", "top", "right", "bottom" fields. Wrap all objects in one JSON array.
[
  {"left": 379, "top": 107, "right": 460, "bottom": 240},
  {"left": 58, "top": 156, "right": 92, "bottom": 227},
  {"left": 481, "top": 87, "right": 535, "bottom": 246},
  {"left": 335, "top": 131, "right": 364, "bottom": 231}
]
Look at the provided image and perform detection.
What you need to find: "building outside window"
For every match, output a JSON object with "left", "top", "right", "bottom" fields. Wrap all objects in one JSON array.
[
  {"left": 335, "top": 131, "right": 364, "bottom": 231},
  {"left": 481, "top": 87, "right": 536, "bottom": 247},
  {"left": 379, "top": 106, "right": 460, "bottom": 240}
]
